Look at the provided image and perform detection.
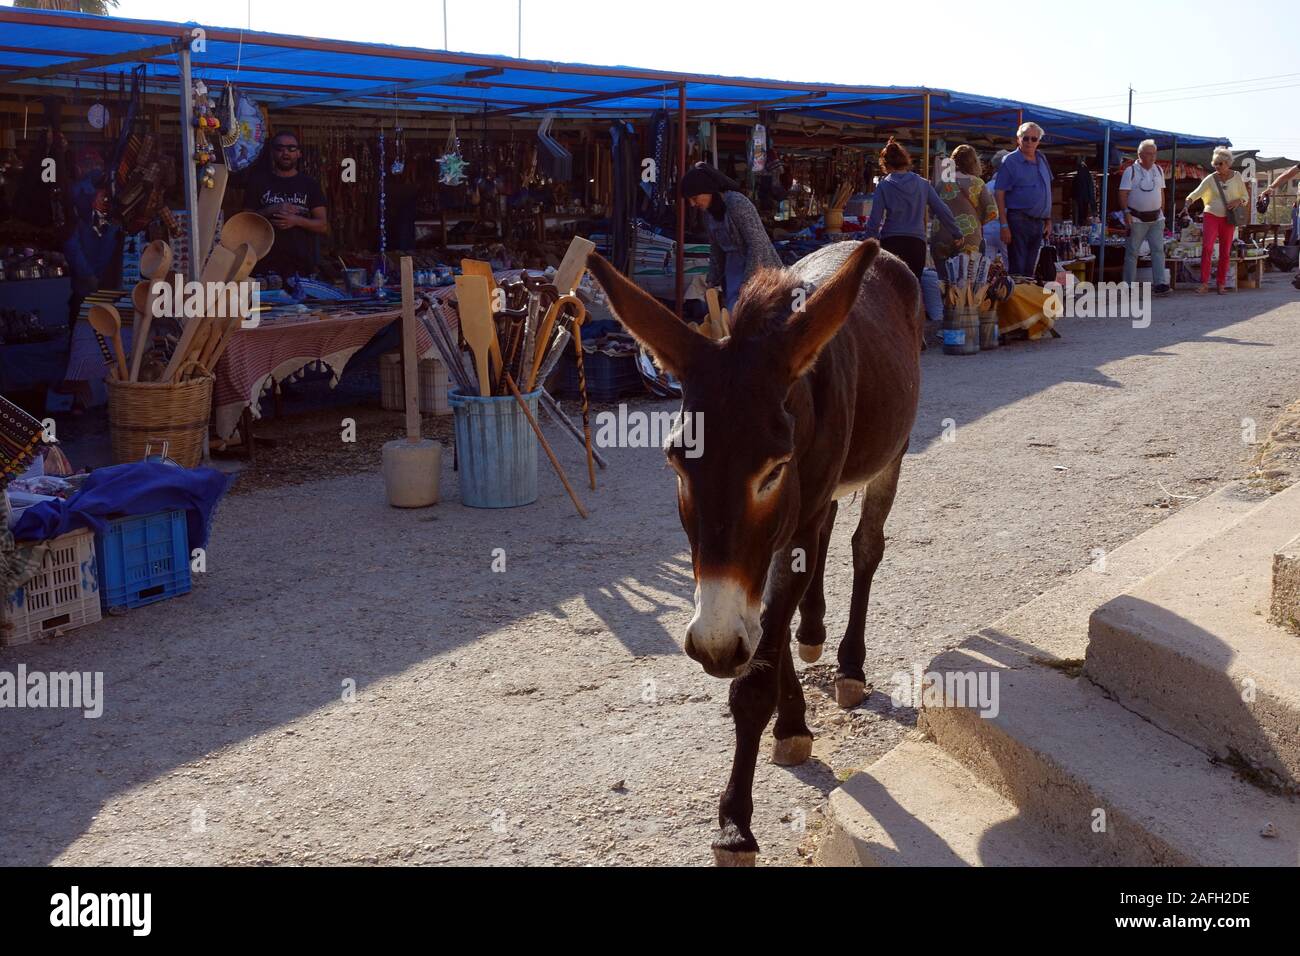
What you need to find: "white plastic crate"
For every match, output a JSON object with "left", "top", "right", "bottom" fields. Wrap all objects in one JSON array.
[
  {"left": 380, "top": 352, "right": 450, "bottom": 415},
  {"left": 1, "top": 528, "right": 102, "bottom": 646}
]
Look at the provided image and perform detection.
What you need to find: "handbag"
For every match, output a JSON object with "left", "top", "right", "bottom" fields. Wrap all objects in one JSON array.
[{"left": 1212, "top": 174, "right": 1248, "bottom": 227}]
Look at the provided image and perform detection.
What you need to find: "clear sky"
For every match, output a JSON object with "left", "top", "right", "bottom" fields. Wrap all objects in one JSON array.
[{"left": 99, "top": 0, "right": 1300, "bottom": 158}]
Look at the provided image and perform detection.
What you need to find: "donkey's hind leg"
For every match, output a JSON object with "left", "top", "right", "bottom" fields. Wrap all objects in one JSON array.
[
  {"left": 795, "top": 500, "right": 837, "bottom": 662},
  {"left": 835, "top": 450, "right": 905, "bottom": 709}
]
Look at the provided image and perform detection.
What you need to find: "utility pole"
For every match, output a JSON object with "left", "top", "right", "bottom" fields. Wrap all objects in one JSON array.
[
  {"left": 518, "top": 0, "right": 522, "bottom": 58},
  {"left": 1128, "top": 86, "right": 1133, "bottom": 124},
  {"left": 443, "top": 0, "right": 448, "bottom": 50}
]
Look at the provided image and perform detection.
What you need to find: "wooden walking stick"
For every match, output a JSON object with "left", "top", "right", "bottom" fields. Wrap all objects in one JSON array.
[
  {"left": 503, "top": 371, "right": 587, "bottom": 519},
  {"left": 571, "top": 307, "right": 596, "bottom": 490}
]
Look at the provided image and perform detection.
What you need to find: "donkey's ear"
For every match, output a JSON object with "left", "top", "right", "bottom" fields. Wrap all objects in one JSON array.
[
  {"left": 783, "top": 239, "right": 879, "bottom": 378},
  {"left": 587, "top": 252, "right": 703, "bottom": 378}
]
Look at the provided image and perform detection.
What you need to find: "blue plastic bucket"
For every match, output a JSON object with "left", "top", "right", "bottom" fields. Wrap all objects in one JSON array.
[{"left": 449, "top": 388, "right": 540, "bottom": 508}]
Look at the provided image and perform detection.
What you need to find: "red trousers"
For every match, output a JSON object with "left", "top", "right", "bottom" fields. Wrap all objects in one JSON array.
[{"left": 1200, "top": 212, "right": 1235, "bottom": 288}]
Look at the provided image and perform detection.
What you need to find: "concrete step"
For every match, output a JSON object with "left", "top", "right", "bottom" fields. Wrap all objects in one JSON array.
[
  {"left": 920, "top": 652, "right": 1300, "bottom": 866},
  {"left": 818, "top": 738, "right": 1092, "bottom": 866},
  {"left": 975, "top": 481, "right": 1264, "bottom": 665},
  {"left": 1085, "top": 480, "right": 1300, "bottom": 791},
  {"left": 1270, "top": 532, "right": 1300, "bottom": 633},
  {"left": 819, "top": 482, "right": 1297, "bottom": 867}
]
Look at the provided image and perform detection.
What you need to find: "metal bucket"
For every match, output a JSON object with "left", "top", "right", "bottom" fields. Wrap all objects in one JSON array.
[
  {"left": 449, "top": 388, "right": 540, "bottom": 508},
  {"left": 942, "top": 305, "right": 980, "bottom": 355},
  {"left": 979, "top": 307, "right": 999, "bottom": 350}
]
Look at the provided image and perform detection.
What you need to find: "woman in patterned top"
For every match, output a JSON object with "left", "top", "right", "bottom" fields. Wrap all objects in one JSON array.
[
  {"left": 680, "top": 163, "right": 782, "bottom": 311},
  {"left": 931, "top": 145, "right": 999, "bottom": 263}
]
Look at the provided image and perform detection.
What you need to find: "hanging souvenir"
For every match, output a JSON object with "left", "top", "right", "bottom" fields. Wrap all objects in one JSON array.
[
  {"left": 221, "top": 88, "right": 267, "bottom": 172},
  {"left": 391, "top": 124, "right": 406, "bottom": 175},
  {"left": 749, "top": 123, "right": 767, "bottom": 174},
  {"left": 438, "top": 116, "right": 469, "bottom": 186},
  {"left": 87, "top": 103, "right": 109, "bottom": 130}
]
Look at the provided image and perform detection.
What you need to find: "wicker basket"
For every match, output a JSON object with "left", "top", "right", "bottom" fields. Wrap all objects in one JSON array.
[{"left": 107, "top": 372, "right": 213, "bottom": 468}]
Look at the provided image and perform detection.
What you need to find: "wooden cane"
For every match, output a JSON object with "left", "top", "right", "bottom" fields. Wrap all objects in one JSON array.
[
  {"left": 571, "top": 310, "right": 597, "bottom": 490},
  {"left": 503, "top": 371, "right": 587, "bottom": 519}
]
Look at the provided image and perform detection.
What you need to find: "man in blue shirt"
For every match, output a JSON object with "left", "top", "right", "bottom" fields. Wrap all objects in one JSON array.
[{"left": 995, "top": 123, "right": 1055, "bottom": 275}]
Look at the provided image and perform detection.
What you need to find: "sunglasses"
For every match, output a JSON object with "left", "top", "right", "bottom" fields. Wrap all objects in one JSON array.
[
  {"left": 273, "top": 144, "right": 300, "bottom": 152},
  {"left": 1022, "top": 136, "right": 1041, "bottom": 142}
]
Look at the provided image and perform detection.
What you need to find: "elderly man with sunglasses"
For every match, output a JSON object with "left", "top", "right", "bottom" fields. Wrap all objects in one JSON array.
[
  {"left": 244, "top": 130, "right": 329, "bottom": 279},
  {"left": 995, "top": 122, "right": 1054, "bottom": 276},
  {"left": 1119, "top": 140, "right": 1172, "bottom": 297}
]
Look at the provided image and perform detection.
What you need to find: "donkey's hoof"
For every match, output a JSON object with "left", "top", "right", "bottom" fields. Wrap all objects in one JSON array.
[
  {"left": 797, "top": 643, "right": 823, "bottom": 663},
  {"left": 712, "top": 847, "right": 758, "bottom": 867},
  {"left": 772, "top": 735, "right": 813, "bottom": 766},
  {"left": 835, "top": 678, "right": 867, "bottom": 709}
]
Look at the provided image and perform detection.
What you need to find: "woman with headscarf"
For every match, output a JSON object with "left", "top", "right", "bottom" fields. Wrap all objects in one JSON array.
[
  {"left": 931, "top": 144, "right": 998, "bottom": 263},
  {"left": 680, "top": 163, "right": 781, "bottom": 311}
]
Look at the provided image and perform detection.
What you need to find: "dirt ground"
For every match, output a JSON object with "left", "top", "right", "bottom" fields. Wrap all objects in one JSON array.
[{"left": 3, "top": 274, "right": 1299, "bottom": 867}]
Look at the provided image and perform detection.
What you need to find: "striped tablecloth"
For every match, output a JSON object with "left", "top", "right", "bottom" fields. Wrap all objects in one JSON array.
[{"left": 212, "top": 308, "right": 435, "bottom": 439}]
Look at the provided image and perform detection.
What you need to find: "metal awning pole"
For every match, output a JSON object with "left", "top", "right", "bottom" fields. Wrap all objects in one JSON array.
[
  {"left": 923, "top": 92, "right": 931, "bottom": 180},
  {"left": 1170, "top": 135, "right": 1178, "bottom": 222},
  {"left": 177, "top": 44, "right": 200, "bottom": 281},
  {"left": 1098, "top": 124, "right": 1111, "bottom": 279},
  {"left": 675, "top": 82, "right": 686, "bottom": 319}
]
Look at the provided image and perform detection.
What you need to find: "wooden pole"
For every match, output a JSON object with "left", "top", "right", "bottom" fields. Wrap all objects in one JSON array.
[
  {"left": 503, "top": 372, "right": 588, "bottom": 519},
  {"left": 177, "top": 45, "right": 201, "bottom": 282},
  {"left": 400, "top": 256, "right": 420, "bottom": 441},
  {"left": 675, "top": 82, "right": 687, "bottom": 319}
]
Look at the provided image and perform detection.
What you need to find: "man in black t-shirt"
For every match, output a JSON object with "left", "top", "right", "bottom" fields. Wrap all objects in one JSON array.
[{"left": 243, "top": 130, "right": 328, "bottom": 278}]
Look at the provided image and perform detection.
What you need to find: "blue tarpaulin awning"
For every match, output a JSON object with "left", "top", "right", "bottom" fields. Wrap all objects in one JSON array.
[{"left": 0, "top": 7, "right": 1228, "bottom": 149}]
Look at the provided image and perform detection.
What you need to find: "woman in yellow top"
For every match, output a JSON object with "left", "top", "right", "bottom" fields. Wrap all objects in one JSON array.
[
  {"left": 931, "top": 145, "right": 999, "bottom": 263},
  {"left": 1182, "top": 147, "right": 1251, "bottom": 294}
]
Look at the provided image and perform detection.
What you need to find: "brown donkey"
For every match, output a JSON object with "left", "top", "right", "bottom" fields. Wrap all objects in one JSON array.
[{"left": 588, "top": 239, "right": 920, "bottom": 865}]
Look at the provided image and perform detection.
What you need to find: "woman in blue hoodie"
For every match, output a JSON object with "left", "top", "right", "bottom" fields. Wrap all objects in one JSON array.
[{"left": 864, "top": 138, "right": 967, "bottom": 281}]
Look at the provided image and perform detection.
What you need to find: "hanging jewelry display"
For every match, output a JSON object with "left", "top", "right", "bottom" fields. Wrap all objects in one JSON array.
[
  {"left": 438, "top": 116, "right": 469, "bottom": 186},
  {"left": 376, "top": 127, "right": 387, "bottom": 288}
]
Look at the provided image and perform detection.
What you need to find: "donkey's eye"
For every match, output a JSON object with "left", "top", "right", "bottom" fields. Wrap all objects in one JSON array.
[{"left": 759, "top": 462, "right": 787, "bottom": 494}]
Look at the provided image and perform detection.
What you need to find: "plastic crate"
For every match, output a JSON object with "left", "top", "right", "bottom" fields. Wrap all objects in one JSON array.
[
  {"left": 379, "top": 352, "right": 451, "bottom": 415},
  {"left": 95, "top": 510, "right": 192, "bottom": 612},
  {"left": 556, "top": 348, "right": 644, "bottom": 403},
  {"left": 1, "top": 528, "right": 101, "bottom": 646}
]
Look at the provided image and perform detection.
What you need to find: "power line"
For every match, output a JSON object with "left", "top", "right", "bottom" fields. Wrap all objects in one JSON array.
[{"left": 1054, "top": 70, "right": 1300, "bottom": 107}]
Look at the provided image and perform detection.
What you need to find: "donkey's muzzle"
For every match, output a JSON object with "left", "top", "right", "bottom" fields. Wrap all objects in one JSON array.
[{"left": 683, "top": 578, "right": 760, "bottom": 679}]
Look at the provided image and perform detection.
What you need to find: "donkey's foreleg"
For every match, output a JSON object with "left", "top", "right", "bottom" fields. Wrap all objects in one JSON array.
[
  {"left": 713, "top": 657, "right": 777, "bottom": 866},
  {"left": 712, "top": 523, "right": 820, "bottom": 866},
  {"left": 835, "top": 453, "right": 904, "bottom": 709},
  {"left": 795, "top": 500, "right": 837, "bottom": 662}
]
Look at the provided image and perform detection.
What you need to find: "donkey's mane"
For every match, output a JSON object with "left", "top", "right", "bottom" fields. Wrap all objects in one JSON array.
[{"left": 728, "top": 267, "right": 807, "bottom": 342}]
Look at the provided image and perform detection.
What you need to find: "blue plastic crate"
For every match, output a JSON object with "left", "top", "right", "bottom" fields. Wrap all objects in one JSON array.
[{"left": 95, "top": 510, "right": 192, "bottom": 611}]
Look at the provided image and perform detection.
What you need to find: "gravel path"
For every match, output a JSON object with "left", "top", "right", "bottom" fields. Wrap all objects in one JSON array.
[{"left": 4, "top": 275, "right": 1298, "bottom": 867}]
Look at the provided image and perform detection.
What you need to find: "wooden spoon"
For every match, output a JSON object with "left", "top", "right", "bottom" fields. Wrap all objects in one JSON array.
[
  {"left": 200, "top": 243, "right": 236, "bottom": 284},
  {"left": 455, "top": 274, "right": 496, "bottom": 397},
  {"left": 219, "top": 211, "right": 275, "bottom": 260},
  {"left": 140, "top": 240, "right": 173, "bottom": 280},
  {"left": 225, "top": 242, "right": 257, "bottom": 282},
  {"left": 88, "top": 304, "right": 129, "bottom": 381},
  {"left": 128, "top": 280, "right": 154, "bottom": 381}
]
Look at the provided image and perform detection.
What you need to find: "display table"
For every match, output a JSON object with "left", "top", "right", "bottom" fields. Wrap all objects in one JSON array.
[
  {"left": 1166, "top": 256, "right": 1267, "bottom": 290},
  {"left": 211, "top": 269, "right": 528, "bottom": 441},
  {"left": 212, "top": 308, "right": 436, "bottom": 440}
]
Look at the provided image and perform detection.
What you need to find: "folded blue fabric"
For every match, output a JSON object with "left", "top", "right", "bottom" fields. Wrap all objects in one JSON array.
[{"left": 12, "top": 462, "right": 234, "bottom": 549}]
